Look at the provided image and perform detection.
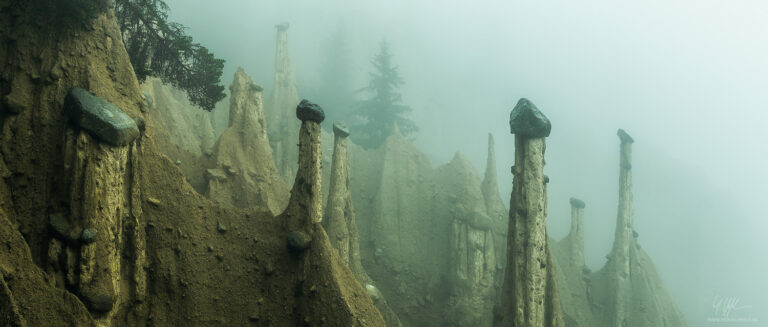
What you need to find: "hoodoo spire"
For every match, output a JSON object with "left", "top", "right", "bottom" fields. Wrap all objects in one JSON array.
[
  {"left": 282, "top": 100, "right": 325, "bottom": 233},
  {"left": 568, "top": 197, "right": 586, "bottom": 269},
  {"left": 496, "top": 98, "right": 564, "bottom": 327},
  {"left": 611, "top": 129, "right": 635, "bottom": 271},
  {"left": 602, "top": 128, "right": 636, "bottom": 326},
  {"left": 326, "top": 122, "right": 353, "bottom": 265},
  {"left": 585, "top": 128, "right": 688, "bottom": 327},
  {"left": 481, "top": 133, "right": 506, "bottom": 219},
  {"left": 267, "top": 22, "right": 301, "bottom": 183}
]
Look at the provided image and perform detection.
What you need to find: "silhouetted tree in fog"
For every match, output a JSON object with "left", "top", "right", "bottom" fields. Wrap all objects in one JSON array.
[
  {"left": 352, "top": 41, "right": 417, "bottom": 148},
  {"left": 114, "top": 0, "right": 225, "bottom": 111},
  {"left": 34, "top": 0, "right": 226, "bottom": 112}
]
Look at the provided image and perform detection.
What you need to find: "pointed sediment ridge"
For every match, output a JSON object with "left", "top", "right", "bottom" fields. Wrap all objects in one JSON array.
[
  {"left": 227, "top": 67, "right": 266, "bottom": 133},
  {"left": 481, "top": 133, "right": 507, "bottom": 219},
  {"left": 206, "top": 68, "right": 288, "bottom": 214},
  {"left": 496, "top": 98, "right": 564, "bottom": 327},
  {"left": 267, "top": 22, "right": 301, "bottom": 183}
]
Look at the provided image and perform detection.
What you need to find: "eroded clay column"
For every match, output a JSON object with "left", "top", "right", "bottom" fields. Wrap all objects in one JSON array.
[
  {"left": 607, "top": 128, "right": 635, "bottom": 326},
  {"left": 497, "top": 98, "right": 563, "bottom": 327},
  {"left": 611, "top": 129, "right": 634, "bottom": 271},
  {"left": 326, "top": 122, "right": 352, "bottom": 264},
  {"left": 282, "top": 100, "right": 324, "bottom": 243},
  {"left": 268, "top": 23, "right": 301, "bottom": 183},
  {"left": 568, "top": 197, "right": 586, "bottom": 269}
]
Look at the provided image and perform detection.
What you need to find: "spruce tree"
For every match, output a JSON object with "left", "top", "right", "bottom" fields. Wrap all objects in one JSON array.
[
  {"left": 35, "top": 0, "right": 226, "bottom": 111},
  {"left": 114, "top": 0, "right": 225, "bottom": 111},
  {"left": 352, "top": 41, "right": 417, "bottom": 148}
]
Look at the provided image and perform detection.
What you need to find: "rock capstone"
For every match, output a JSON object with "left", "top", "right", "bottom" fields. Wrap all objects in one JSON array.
[
  {"left": 295, "top": 100, "right": 325, "bottom": 123},
  {"left": 509, "top": 98, "right": 551, "bottom": 138},
  {"left": 617, "top": 128, "right": 634, "bottom": 144},
  {"left": 63, "top": 87, "right": 140, "bottom": 146},
  {"left": 275, "top": 22, "right": 290, "bottom": 31},
  {"left": 333, "top": 122, "right": 350, "bottom": 137},
  {"left": 569, "top": 197, "right": 586, "bottom": 209}
]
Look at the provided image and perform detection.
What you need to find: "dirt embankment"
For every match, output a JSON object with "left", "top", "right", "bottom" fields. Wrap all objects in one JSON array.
[{"left": 0, "top": 3, "right": 386, "bottom": 326}]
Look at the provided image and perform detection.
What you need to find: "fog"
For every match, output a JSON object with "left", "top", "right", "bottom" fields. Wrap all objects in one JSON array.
[{"left": 166, "top": 0, "right": 767, "bottom": 323}]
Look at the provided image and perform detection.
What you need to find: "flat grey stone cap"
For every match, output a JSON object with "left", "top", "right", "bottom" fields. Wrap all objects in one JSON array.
[
  {"left": 296, "top": 99, "right": 325, "bottom": 123},
  {"left": 617, "top": 128, "right": 634, "bottom": 144},
  {"left": 332, "top": 122, "right": 349, "bottom": 137},
  {"left": 570, "top": 197, "right": 586, "bottom": 209},
  {"left": 63, "top": 87, "right": 139, "bottom": 146},
  {"left": 275, "top": 22, "right": 289, "bottom": 31},
  {"left": 509, "top": 98, "right": 551, "bottom": 137}
]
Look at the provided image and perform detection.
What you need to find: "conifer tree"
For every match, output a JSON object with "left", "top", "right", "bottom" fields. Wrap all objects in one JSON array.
[
  {"left": 35, "top": 0, "right": 226, "bottom": 111},
  {"left": 114, "top": 0, "right": 225, "bottom": 111},
  {"left": 352, "top": 41, "right": 417, "bottom": 148}
]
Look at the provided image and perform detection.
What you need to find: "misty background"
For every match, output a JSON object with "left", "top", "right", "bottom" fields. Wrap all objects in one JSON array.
[{"left": 165, "top": 0, "right": 767, "bottom": 324}]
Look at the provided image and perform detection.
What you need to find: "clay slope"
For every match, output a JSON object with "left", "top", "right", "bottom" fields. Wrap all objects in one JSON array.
[
  {"left": 344, "top": 126, "right": 508, "bottom": 327},
  {"left": 139, "top": 145, "right": 384, "bottom": 326},
  {"left": 0, "top": 3, "right": 386, "bottom": 326}
]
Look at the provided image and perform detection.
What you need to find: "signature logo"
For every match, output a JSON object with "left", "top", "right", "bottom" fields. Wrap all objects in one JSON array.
[
  {"left": 713, "top": 296, "right": 752, "bottom": 317},
  {"left": 708, "top": 295, "right": 758, "bottom": 323}
]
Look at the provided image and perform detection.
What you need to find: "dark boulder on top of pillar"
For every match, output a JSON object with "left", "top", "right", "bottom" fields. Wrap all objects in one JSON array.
[
  {"left": 617, "top": 128, "right": 634, "bottom": 143},
  {"left": 275, "top": 22, "right": 290, "bottom": 31},
  {"left": 63, "top": 87, "right": 140, "bottom": 146},
  {"left": 296, "top": 99, "right": 325, "bottom": 123},
  {"left": 569, "top": 197, "right": 586, "bottom": 209},
  {"left": 333, "top": 122, "right": 350, "bottom": 137},
  {"left": 509, "top": 98, "right": 551, "bottom": 137}
]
